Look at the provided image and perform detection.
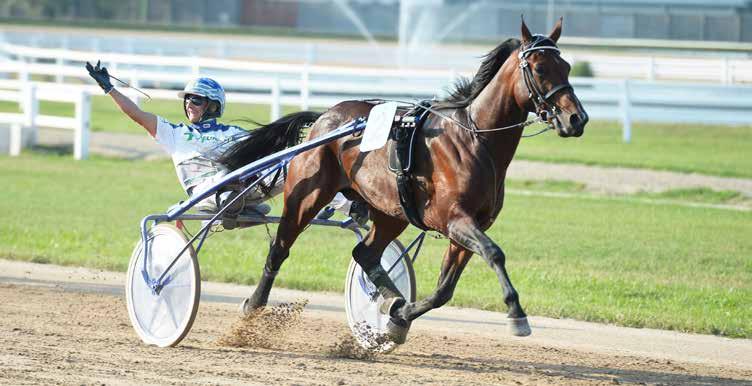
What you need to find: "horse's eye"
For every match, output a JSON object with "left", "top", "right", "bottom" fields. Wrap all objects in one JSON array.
[{"left": 534, "top": 64, "right": 545, "bottom": 75}]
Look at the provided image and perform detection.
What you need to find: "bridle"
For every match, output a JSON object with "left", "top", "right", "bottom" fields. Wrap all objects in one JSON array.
[{"left": 517, "top": 35, "right": 572, "bottom": 125}]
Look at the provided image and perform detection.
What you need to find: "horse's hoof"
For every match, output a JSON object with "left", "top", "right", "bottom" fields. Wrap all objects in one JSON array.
[
  {"left": 508, "top": 317, "right": 532, "bottom": 336},
  {"left": 386, "top": 317, "right": 411, "bottom": 345},
  {"left": 378, "top": 296, "right": 406, "bottom": 317},
  {"left": 239, "top": 297, "right": 261, "bottom": 316}
]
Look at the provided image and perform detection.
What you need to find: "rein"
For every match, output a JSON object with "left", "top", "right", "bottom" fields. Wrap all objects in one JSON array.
[
  {"left": 108, "top": 73, "right": 152, "bottom": 100},
  {"left": 380, "top": 98, "right": 551, "bottom": 138}
]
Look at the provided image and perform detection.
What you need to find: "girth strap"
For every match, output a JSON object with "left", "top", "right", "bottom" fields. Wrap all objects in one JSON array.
[
  {"left": 388, "top": 103, "right": 431, "bottom": 231},
  {"left": 396, "top": 172, "right": 429, "bottom": 231}
]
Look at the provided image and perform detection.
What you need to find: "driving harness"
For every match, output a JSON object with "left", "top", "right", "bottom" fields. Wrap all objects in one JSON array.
[
  {"left": 374, "top": 36, "right": 571, "bottom": 231},
  {"left": 388, "top": 100, "right": 432, "bottom": 231}
]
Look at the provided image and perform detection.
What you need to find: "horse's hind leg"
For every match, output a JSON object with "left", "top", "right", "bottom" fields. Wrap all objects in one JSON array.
[
  {"left": 241, "top": 148, "right": 342, "bottom": 314},
  {"left": 393, "top": 241, "right": 472, "bottom": 321},
  {"left": 446, "top": 216, "right": 531, "bottom": 336}
]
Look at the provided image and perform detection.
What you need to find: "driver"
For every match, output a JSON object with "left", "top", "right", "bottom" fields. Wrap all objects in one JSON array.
[{"left": 85, "top": 60, "right": 366, "bottom": 223}]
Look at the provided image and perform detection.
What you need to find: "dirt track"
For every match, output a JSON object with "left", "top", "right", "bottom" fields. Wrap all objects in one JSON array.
[{"left": 1, "top": 261, "right": 750, "bottom": 385}]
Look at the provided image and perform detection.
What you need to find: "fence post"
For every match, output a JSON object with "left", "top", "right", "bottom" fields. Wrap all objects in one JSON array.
[
  {"left": 721, "top": 57, "right": 730, "bottom": 84},
  {"left": 74, "top": 90, "right": 90, "bottom": 160},
  {"left": 22, "top": 84, "right": 38, "bottom": 146},
  {"left": 55, "top": 37, "right": 69, "bottom": 83},
  {"left": 192, "top": 61, "right": 200, "bottom": 78},
  {"left": 55, "top": 57, "right": 64, "bottom": 83},
  {"left": 9, "top": 123, "right": 22, "bottom": 156},
  {"left": 620, "top": 79, "right": 632, "bottom": 143},
  {"left": 271, "top": 77, "right": 281, "bottom": 121},
  {"left": 131, "top": 77, "right": 141, "bottom": 107},
  {"left": 216, "top": 40, "right": 227, "bottom": 58},
  {"left": 19, "top": 64, "right": 30, "bottom": 84},
  {"left": 300, "top": 66, "right": 310, "bottom": 111},
  {"left": 305, "top": 43, "right": 315, "bottom": 65},
  {"left": 125, "top": 37, "right": 134, "bottom": 56}
]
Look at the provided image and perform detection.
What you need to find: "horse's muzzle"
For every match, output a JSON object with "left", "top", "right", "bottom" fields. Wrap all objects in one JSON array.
[{"left": 555, "top": 110, "right": 588, "bottom": 138}]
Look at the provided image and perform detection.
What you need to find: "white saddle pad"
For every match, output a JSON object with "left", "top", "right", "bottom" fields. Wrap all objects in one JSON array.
[{"left": 360, "top": 102, "right": 398, "bottom": 152}]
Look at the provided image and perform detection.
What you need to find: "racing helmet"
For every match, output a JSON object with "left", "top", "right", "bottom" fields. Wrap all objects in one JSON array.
[{"left": 178, "top": 77, "right": 225, "bottom": 121}]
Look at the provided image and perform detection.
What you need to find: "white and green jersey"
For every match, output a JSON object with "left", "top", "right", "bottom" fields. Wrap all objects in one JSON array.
[{"left": 155, "top": 116, "right": 247, "bottom": 192}]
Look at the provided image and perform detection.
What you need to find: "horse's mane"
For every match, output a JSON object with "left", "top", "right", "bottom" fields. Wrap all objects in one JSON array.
[{"left": 435, "top": 38, "right": 521, "bottom": 109}]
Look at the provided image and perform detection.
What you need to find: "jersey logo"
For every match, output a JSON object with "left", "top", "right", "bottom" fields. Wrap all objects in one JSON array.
[{"left": 184, "top": 132, "right": 220, "bottom": 143}]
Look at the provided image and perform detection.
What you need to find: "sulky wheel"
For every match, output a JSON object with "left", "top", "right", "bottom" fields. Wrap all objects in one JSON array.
[
  {"left": 344, "top": 239, "right": 416, "bottom": 353},
  {"left": 126, "top": 223, "right": 200, "bottom": 347}
]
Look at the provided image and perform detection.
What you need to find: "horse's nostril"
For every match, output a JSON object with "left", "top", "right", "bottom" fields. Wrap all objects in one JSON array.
[{"left": 569, "top": 113, "right": 581, "bottom": 128}]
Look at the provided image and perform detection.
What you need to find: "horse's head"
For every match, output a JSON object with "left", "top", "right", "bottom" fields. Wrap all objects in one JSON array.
[{"left": 515, "top": 17, "right": 588, "bottom": 137}]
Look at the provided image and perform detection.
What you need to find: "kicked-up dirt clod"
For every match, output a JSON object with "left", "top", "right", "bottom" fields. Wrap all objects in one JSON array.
[{"left": 217, "top": 299, "right": 308, "bottom": 349}]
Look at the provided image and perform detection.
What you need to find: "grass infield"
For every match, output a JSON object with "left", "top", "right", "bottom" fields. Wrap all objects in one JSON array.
[{"left": 1, "top": 153, "right": 749, "bottom": 338}]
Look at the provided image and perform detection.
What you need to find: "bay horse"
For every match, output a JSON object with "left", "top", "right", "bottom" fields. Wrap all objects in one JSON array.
[{"left": 226, "top": 18, "right": 588, "bottom": 343}]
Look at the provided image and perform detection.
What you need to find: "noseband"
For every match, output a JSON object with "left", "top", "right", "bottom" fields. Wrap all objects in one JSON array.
[{"left": 518, "top": 35, "right": 572, "bottom": 122}]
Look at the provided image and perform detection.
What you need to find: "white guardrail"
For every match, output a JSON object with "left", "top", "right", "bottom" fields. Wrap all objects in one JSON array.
[
  {"left": 0, "top": 81, "right": 90, "bottom": 159},
  {"left": 5, "top": 32, "right": 752, "bottom": 83},
  {"left": 1, "top": 43, "right": 751, "bottom": 159}
]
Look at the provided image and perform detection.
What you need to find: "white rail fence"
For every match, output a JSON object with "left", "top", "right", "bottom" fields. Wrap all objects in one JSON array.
[
  {"left": 0, "top": 81, "right": 90, "bottom": 159},
  {"left": 574, "top": 52, "right": 752, "bottom": 85},
  {"left": 1, "top": 43, "right": 751, "bottom": 159},
  {"left": 4, "top": 34, "right": 752, "bottom": 84}
]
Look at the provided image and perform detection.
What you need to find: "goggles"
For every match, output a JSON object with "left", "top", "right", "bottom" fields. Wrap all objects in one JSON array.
[{"left": 185, "top": 95, "right": 208, "bottom": 106}]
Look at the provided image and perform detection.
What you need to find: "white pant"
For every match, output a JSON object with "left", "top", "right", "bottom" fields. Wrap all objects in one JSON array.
[
  {"left": 329, "top": 192, "right": 352, "bottom": 215},
  {"left": 189, "top": 169, "right": 284, "bottom": 212}
]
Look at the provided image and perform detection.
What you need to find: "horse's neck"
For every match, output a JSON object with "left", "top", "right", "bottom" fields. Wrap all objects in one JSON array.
[{"left": 467, "top": 67, "right": 527, "bottom": 173}]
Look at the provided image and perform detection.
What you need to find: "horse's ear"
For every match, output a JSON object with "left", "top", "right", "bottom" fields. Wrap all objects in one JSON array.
[
  {"left": 549, "top": 17, "right": 563, "bottom": 43},
  {"left": 520, "top": 15, "right": 533, "bottom": 44}
]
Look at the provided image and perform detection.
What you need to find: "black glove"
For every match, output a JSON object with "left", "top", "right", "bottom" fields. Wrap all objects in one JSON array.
[{"left": 85, "top": 60, "right": 113, "bottom": 94}]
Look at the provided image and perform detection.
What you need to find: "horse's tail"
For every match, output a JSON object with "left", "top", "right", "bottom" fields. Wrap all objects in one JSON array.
[{"left": 219, "top": 111, "right": 322, "bottom": 171}]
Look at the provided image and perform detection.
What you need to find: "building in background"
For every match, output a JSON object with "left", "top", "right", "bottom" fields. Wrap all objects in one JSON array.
[{"left": 2, "top": 0, "right": 752, "bottom": 43}]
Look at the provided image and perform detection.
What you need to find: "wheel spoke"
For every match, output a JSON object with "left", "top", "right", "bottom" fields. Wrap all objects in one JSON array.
[
  {"left": 145, "top": 296, "right": 164, "bottom": 331},
  {"left": 163, "top": 294, "right": 181, "bottom": 329},
  {"left": 161, "top": 284, "right": 192, "bottom": 290}
]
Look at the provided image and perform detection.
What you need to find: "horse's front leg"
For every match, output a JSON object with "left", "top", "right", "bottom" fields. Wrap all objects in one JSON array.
[
  {"left": 393, "top": 241, "right": 472, "bottom": 321},
  {"left": 446, "top": 216, "right": 531, "bottom": 336}
]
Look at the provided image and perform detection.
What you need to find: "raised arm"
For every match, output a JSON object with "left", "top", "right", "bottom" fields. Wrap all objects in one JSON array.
[{"left": 86, "top": 61, "right": 157, "bottom": 137}]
